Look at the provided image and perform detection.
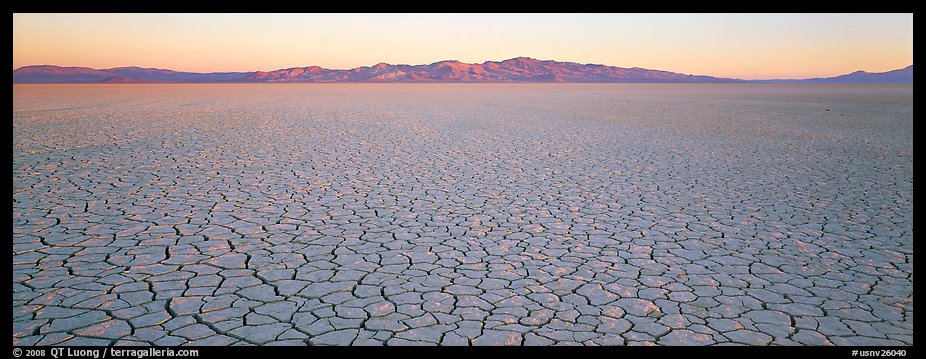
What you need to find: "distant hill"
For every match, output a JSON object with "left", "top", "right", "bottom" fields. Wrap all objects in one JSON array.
[
  {"left": 762, "top": 65, "right": 913, "bottom": 83},
  {"left": 243, "top": 57, "right": 742, "bottom": 83},
  {"left": 12, "top": 65, "right": 251, "bottom": 84},
  {"left": 12, "top": 59, "right": 913, "bottom": 84},
  {"left": 13, "top": 58, "right": 743, "bottom": 84}
]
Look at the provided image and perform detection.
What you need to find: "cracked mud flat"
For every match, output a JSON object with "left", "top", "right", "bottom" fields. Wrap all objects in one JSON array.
[{"left": 13, "top": 84, "right": 913, "bottom": 346}]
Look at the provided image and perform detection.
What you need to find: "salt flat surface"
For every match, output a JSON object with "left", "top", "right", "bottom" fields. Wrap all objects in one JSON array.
[{"left": 13, "top": 84, "right": 913, "bottom": 346}]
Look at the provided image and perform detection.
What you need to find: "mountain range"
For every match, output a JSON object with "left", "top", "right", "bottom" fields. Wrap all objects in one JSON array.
[
  {"left": 12, "top": 57, "right": 913, "bottom": 84},
  {"left": 760, "top": 65, "right": 913, "bottom": 83}
]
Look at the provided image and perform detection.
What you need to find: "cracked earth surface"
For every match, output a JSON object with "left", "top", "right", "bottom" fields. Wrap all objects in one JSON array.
[{"left": 13, "top": 84, "right": 913, "bottom": 346}]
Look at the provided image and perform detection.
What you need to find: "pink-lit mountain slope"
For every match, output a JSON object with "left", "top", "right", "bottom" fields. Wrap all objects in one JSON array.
[
  {"left": 14, "top": 58, "right": 912, "bottom": 84},
  {"left": 244, "top": 57, "right": 740, "bottom": 83},
  {"left": 14, "top": 58, "right": 741, "bottom": 83}
]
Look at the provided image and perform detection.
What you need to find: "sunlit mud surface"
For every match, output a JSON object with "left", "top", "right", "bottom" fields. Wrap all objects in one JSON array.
[{"left": 13, "top": 84, "right": 913, "bottom": 346}]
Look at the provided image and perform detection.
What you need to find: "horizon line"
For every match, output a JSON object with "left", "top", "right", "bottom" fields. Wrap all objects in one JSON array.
[{"left": 12, "top": 57, "right": 914, "bottom": 82}]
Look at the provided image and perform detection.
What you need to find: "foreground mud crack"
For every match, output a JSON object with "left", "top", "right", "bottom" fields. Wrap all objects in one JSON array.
[{"left": 13, "top": 84, "right": 913, "bottom": 346}]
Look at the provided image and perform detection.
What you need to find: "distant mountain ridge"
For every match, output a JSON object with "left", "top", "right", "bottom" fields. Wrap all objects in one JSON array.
[
  {"left": 12, "top": 65, "right": 250, "bottom": 83},
  {"left": 761, "top": 65, "right": 913, "bottom": 83},
  {"left": 12, "top": 58, "right": 740, "bottom": 84},
  {"left": 243, "top": 57, "right": 739, "bottom": 83},
  {"left": 12, "top": 58, "right": 913, "bottom": 84}
]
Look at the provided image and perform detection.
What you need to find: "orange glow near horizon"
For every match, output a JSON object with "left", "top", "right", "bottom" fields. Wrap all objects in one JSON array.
[{"left": 12, "top": 13, "right": 913, "bottom": 80}]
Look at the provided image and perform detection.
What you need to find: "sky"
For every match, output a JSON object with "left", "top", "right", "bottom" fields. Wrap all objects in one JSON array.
[{"left": 12, "top": 13, "right": 914, "bottom": 80}]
